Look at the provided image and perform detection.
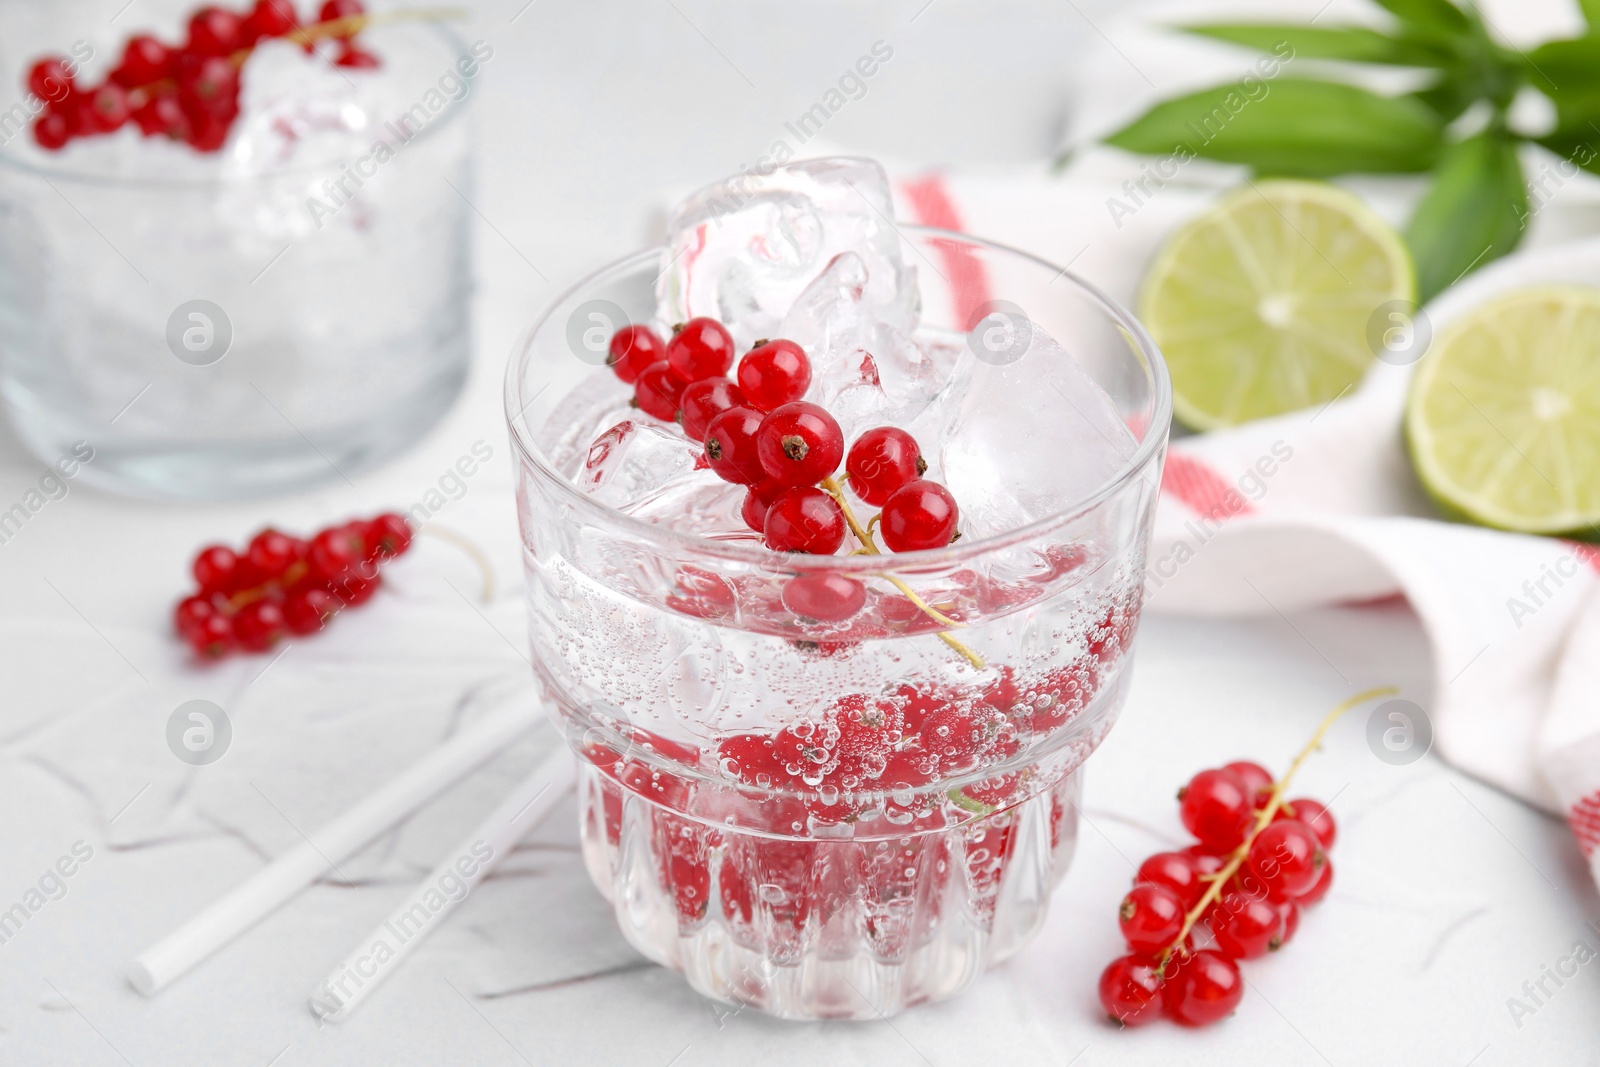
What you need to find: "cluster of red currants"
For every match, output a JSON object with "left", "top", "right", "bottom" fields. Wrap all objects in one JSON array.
[
  {"left": 28, "top": 0, "right": 374, "bottom": 153},
  {"left": 1099, "top": 760, "right": 1337, "bottom": 1028},
  {"left": 174, "top": 513, "right": 411, "bottom": 658},
  {"left": 608, "top": 318, "right": 962, "bottom": 617}
]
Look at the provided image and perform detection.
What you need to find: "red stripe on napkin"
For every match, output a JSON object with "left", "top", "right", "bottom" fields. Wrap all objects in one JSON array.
[
  {"left": 1570, "top": 790, "right": 1600, "bottom": 857},
  {"left": 1160, "top": 452, "right": 1256, "bottom": 522},
  {"left": 1563, "top": 541, "right": 1600, "bottom": 575},
  {"left": 899, "top": 174, "right": 992, "bottom": 329}
]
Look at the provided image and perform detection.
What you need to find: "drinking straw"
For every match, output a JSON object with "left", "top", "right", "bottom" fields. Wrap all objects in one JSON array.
[
  {"left": 128, "top": 700, "right": 545, "bottom": 996},
  {"left": 308, "top": 749, "right": 576, "bottom": 1022}
]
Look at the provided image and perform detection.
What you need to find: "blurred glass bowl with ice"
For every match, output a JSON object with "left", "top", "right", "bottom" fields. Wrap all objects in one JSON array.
[{"left": 0, "top": 2, "right": 475, "bottom": 499}]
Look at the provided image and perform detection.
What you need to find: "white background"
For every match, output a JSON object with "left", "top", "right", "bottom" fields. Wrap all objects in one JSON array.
[{"left": 1, "top": 1, "right": 1598, "bottom": 1064}]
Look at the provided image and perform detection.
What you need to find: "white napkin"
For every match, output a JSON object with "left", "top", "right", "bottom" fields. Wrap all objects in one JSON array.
[{"left": 889, "top": 170, "right": 1600, "bottom": 893}]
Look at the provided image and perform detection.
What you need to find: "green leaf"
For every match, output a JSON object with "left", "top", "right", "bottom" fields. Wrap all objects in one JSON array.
[
  {"left": 1104, "top": 79, "right": 1445, "bottom": 177},
  {"left": 1582, "top": 0, "right": 1600, "bottom": 29},
  {"left": 1404, "top": 131, "right": 1528, "bottom": 301},
  {"left": 1537, "top": 123, "right": 1600, "bottom": 176},
  {"left": 1372, "top": 0, "right": 1470, "bottom": 39},
  {"left": 1409, "top": 71, "right": 1477, "bottom": 121},
  {"left": 1527, "top": 36, "right": 1600, "bottom": 109},
  {"left": 1183, "top": 23, "right": 1455, "bottom": 66}
]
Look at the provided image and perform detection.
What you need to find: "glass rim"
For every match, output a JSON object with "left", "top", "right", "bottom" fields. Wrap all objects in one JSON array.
[
  {"left": 0, "top": 21, "right": 472, "bottom": 190},
  {"left": 503, "top": 224, "right": 1172, "bottom": 572}
]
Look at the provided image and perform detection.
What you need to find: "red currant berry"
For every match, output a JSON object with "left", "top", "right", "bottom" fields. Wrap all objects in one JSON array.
[
  {"left": 320, "top": 0, "right": 366, "bottom": 32},
  {"left": 332, "top": 569, "right": 381, "bottom": 607},
  {"left": 82, "top": 84, "right": 132, "bottom": 133},
  {"left": 633, "top": 361, "right": 688, "bottom": 422},
  {"left": 1136, "top": 851, "right": 1207, "bottom": 909},
  {"left": 186, "top": 108, "right": 235, "bottom": 152},
  {"left": 608, "top": 324, "right": 665, "bottom": 385},
  {"left": 176, "top": 52, "right": 241, "bottom": 113},
  {"left": 309, "top": 525, "right": 364, "bottom": 579},
  {"left": 678, "top": 378, "right": 746, "bottom": 441},
  {"left": 334, "top": 43, "right": 380, "bottom": 68},
  {"left": 703, "top": 406, "right": 766, "bottom": 485},
  {"left": 366, "top": 513, "right": 413, "bottom": 559},
  {"left": 919, "top": 708, "right": 983, "bottom": 774},
  {"left": 781, "top": 573, "right": 865, "bottom": 622},
  {"left": 33, "top": 110, "right": 72, "bottom": 151},
  {"left": 186, "top": 612, "right": 235, "bottom": 658},
  {"left": 283, "top": 587, "right": 338, "bottom": 636},
  {"left": 246, "top": 529, "right": 303, "bottom": 576},
  {"left": 111, "top": 36, "right": 174, "bottom": 87},
  {"left": 1223, "top": 760, "right": 1275, "bottom": 809},
  {"left": 879, "top": 480, "right": 959, "bottom": 552},
  {"left": 133, "top": 93, "right": 188, "bottom": 139},
  {"left": 1245, "top": 819, "right": 1325, "bottom": 900},
  {"left": 665, "top": 567, "right": 736, "bottom": 620},
  {"left": 243, "top": 0, "right": 300, "bottom": 42},
  {"left": 1098, "top": 954, "right": 1165, "bottom": 1026},
  {"left": 188, "top": 7, "right": 247, "bottom": 57},
  {"left": 28, "top": 58, "right": 76, "bottom": 104},
  {"left": 233, "top": 600, "right": 287, "bottom": 653},
  {"left": 193, "top": 544, "right": 241, "bottom": 593},
  {"left": 756, "top": 402, "right": 844, "bottom": 487},
  {"left": 1277, "top": 797, "right": 1336, "bottom": 848},
  {"left": 1165, "top": 949, "right": 1242, "bottom": 1027},
  {"left": 1118, "top": 883, "right": 1186, "bottom": 955},
  {"left": 665, "top": 317, "right": 735, "bottom": 381},
  {"left": 1293, "top": 856, "right": 1333, "bottom": 906},
  {"left": 846, "top": 427, "right": 924, "bottom": 507},
  {"left": 1211, "top": 890, "right": 1284, "bottom": 959},
  {"left": 736, "top": 339, "right": 811, "bottom": 412},
  {"left": 174, "top": 595, "right": 218, "bottom": 640},
  {"left": 763, "top": 487, "right": 845, "bottom": 554},
  {"left": 740, "top": 478, "right": 785, "bottom": 533},
  {"left": 1275, "top": 900, "right": 1300, "bottom": 945},
  {"left": 1178, "top": 768, "right": 1253, "bottom": 852},
  {"left": 1181, "top": 844, "right": 1229, "bottom": 872}
]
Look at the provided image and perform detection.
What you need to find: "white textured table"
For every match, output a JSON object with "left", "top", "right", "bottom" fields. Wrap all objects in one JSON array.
[{"left": 2, "top": 1, "right": 1598, "bottom": 1064}]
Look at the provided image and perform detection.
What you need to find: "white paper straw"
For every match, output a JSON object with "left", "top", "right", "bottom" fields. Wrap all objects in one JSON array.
[
  {"left": 128, "top": 700, "right": 543, "bottom": 996},
  {"left": 308, "top": 749, "right": 576, "bottom": 1022}
]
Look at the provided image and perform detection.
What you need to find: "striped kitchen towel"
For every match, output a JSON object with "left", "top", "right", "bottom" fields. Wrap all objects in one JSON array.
[{"left": 893, "top": 171, "right": 1600, "bottom": 886}]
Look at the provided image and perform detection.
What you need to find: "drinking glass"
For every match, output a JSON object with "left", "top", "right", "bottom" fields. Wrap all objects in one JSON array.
[
  {"left": 506, "top": 228, "right": 1170, "bottom": 1019},
  {"left": 0, "top": 5, "right": 473, "bottom": 499}
]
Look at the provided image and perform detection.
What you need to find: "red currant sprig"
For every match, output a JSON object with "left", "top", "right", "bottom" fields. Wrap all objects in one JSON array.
[
  {"left": 26, "top": 1, "right": 384, "bottom": 155},
  {"left": 606, "top": 318, "right": 978, "bottom": 665},
  {"left": 173, "top": 512, "right": 412, "bottom": 659},
  {"left": 1097, "top": 686, "right": 1396, "bottom": 1029}
]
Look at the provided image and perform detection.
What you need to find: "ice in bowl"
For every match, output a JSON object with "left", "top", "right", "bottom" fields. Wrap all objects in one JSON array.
[{"left": 506, "top": 157, "right": 1170, "bottom": 1019}]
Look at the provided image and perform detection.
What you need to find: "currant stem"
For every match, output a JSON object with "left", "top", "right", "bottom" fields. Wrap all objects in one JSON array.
[
  {"left": 818, "top": 476, "right": 985, "bottom": 671},
  {"left": 226, "top": 560, "right": 310, "bottom": 611},
  {"left": 419, "top": 524, "right": 496, "bottom": 603},
  {"left": 285, "top": 8, "right": 470, "bottom": 49},
  {"left": 118, "top": 9, "right": 470, "bottom": 104},
  {"left": 821, "top": 476, "right": 874, "bottom": 549},
  {"left": 1156, "top": 685, "right": 1399, "bottom": 973}
]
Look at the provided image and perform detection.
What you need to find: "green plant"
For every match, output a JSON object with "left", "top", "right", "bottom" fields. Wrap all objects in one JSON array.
[{"left": 1098, "top": 0, "right": 1600, "bottom": 301}]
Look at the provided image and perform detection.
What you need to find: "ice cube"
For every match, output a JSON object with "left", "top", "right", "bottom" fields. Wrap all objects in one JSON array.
[
  {"left": 937, "top": 329, "right": 1136, "bottom": 539},
  {"left": 228, "top": 40, "right": 372, "bottom": 177},
  {"left": 579, "top": 419, "right": 702, "bottom": 508},
  {"left": 657, "top": 157, "right": 917, "bottom": 348},
  {"left": 779, "top": 253, "right": 956, "bottom": 441},
  {"left": 577, "top": 419, "right": 750, "bottom": 536}
]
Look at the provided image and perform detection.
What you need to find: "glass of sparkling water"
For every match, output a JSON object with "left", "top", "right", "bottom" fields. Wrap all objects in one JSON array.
[{"left": 507, "top": 226, "right": 1171, "bottom": 1019}]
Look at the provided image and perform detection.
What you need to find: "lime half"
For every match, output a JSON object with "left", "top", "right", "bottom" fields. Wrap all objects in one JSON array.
[
  {"left": 1407, "top": 286, "right": 1600, "bottom": 536},
  {"left": 1140, "top": 180, "right": 1414, "bottom": 430}
]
